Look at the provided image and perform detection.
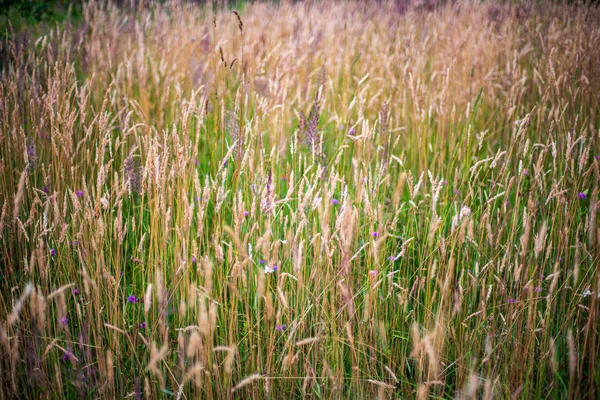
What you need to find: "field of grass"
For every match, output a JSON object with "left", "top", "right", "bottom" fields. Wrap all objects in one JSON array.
[{"left": 1, "top": 0, "right": 600, "bottom": 398}]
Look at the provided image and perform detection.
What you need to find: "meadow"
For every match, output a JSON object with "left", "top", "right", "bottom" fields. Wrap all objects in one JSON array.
[{"left": 1, "top": 0, "right": 600, "bottom": 398}]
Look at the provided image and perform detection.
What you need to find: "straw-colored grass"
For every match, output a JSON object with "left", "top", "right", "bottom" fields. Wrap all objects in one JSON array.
[{"left": 1, "top": 0, "right": 599, "bottom": 398}]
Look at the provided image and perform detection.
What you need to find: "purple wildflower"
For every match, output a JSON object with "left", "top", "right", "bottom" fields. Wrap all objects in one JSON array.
[
  {"left": 244, "top": 210, "right": 249, "bottom": 217},
  {"left": 61, "top": 352, "right": 71, "bottom": 362},
  {"left": 369, "top": 270, "right": 378, "bottom": 278},
  {"left": 75, "top": 190, "right": 84, "bottom": 198},
  {"left": 72, "top": 288, "right": 79, "bottom": 295},
  {"left": 332, "top": 198, "right": 339, "bottom": 205},
  {"left": 442, "top": 180, "right": 448, "bottom": 186},
  {"left": 508, "top": 298, "right": 517, "bottom": 304},
  {"left": 534, "top": 287, "right": 542, "bottom": 293},
  {"left": 50, "top": 248, "right": 56, "bottom": 257},
  {"left": 372, "top": 231, "right": 379, "bottom": 238},
  {"left": 194, "top": 159, "right": 199, "bottom": 166},
  {"left": 59, "top": 316, "right": 68, "bottom": 326},
  {"left": 272, "top": 265, "right": 278, "bottom": 271},
  {"left": 140, "top": 321, "right": 147, "bottom": 329},
  {"left": 577, "top": 192, "right": 587, "bottom": 200},
  {"left": 191, "top": 256, "right": 197, "bottom": 264},
  {"left": 43, "top": 186, "right": 49, "bottom": 194},
  {"left": 348, "top": 128, "right": 356, "bottom": 136},
  {"left": 275, "top": 324, "right": 287, "bottom": 332},
  {"left": 522, "top": 169, "right": 529, "bottom": 176},
  {"left": 259, "top": 259, "right": 266, "bottom": 265},
  {"left": 127, "top": 295, "right": 138, "bottom": 304},
  {"left": 388, "top": 255, "right": 395, "bottom": 261}
]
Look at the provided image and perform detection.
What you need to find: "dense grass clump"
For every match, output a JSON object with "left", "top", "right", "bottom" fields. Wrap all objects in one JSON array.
[{"left": 1, "top": 1, "right": 599, "bottom": 398}]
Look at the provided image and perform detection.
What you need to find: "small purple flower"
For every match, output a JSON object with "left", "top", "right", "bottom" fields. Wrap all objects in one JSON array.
[
  {"left": 595, "top": 155, "right": 600, "bottom": 161},
  {"left": 348, "top": 128, "right": 356, "bottom": 136},
  {"left": 534, "top": 287, "right": 542, "bottom": 293},
  {"left": 50, "top": 248, "right": 56, "bottom": 257},
  {"left": 259, "top": 259, "right": 266, "bottom": 265},
  {"left": 372, "top": 231, "right": 379, "bottom": 238},
  {"left": 127, "top": 295, "right": 138, "bottom": 304},
  {"left": 332, "top": 198, "right": 339, "bottom": 205},
  {"left": 369, "top": 270, "right": 378, "bottom": 278},
  {"left": 244, "top": 211, "right": 249, "bottom": 217},
  {"left": 71, "top": 240, "right": 79, "bottom": 247},
  {"left": 508, "top": 298, "right": 517, "bottom": 304},
  {"left": 505, "top": 201, "right": 510, "bottom": 207},
  {"left": 191, "top": 256, "right": 197, "bottom": 264},
  {"left": 194, "top": 159, "right": 199, "bottom": 166},
  {"left": 43, "top": 186, "right": 49, "bottom": 194},
  {"left": 522, "top": 169, "right": 529, "bottom": 176},
  {"left": 59, "top": 316, "right": 69, "bottom": 326},
  {"left": 223, "top": 159, "right": 229, "bottom": 167},
  {"left": 75, "top": 190, "right": 84, "bottom": 198},
  {"left": 442, "top": 180, "right": 448, "bottom": 186},
  {"left": 140, "top": 321, "right": 147, "bottom": 329},
  {"left": 72, "top": 288, "right": 79, "bottom": 295},
  {"left": 272, "top": 265, "right": 278, "bottom": 271},
  {"left": 577, "top": 192, "right": 587, "bottom": 200},
  {"left": 275, "top": 324, "right": 287, "bottom": 332},
  {"left": 387, "top": 255, "right": 395, "bottom": 261},
  {"left": 61, "top": 352, "right": 71, "bottom": 361}
]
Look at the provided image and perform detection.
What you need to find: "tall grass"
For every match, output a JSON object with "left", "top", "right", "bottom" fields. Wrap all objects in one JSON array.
[{"left": 1, "top": 0, "right": 599, "bottom": 398}]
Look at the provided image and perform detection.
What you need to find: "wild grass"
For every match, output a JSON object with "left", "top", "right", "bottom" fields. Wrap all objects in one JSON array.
[{"left": 1, "top": 0, "right": 599, "bottom": 398}]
